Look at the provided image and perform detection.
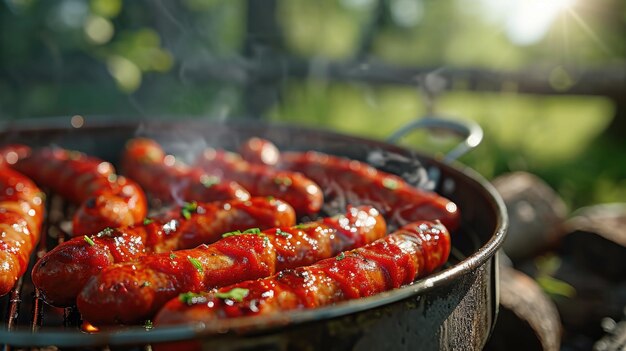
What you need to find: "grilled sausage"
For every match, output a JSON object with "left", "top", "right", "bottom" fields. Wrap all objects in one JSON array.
[
  {"left": 154, "top": 220, "right": 450, "bottom": 326},
  {"left": 77, "top": 206, "right": 385, "bottom": 325},
  {"left": 278, "top": 150, "right": 460, "bottom": 230},
  {"left": 238, "top": 137, "right": 280, "bottom": 166},
  {"left": 11, "top": 146, "right": 147, "bottom": 235},
  {"left": 0, "top": 159, "right": 45, "bottom": 296},
  {"left": 196, "top": 149, "right": 323, "bottom": 216},
  {"left": 32, "top": 197, "right": 295, "bottom": 307},
  {"left": 122, "top": 138, "right": 250, "bottom": 204}
]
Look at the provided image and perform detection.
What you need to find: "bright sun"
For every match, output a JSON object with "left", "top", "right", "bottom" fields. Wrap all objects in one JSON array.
[{"left": 481, "top": 0, "right": 576, "bottom": 45}]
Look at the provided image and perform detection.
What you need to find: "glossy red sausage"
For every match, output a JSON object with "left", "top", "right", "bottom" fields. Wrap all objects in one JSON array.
[
  {"left": 32, "top": 197, "right": 295, "bottom": 306},
  {"left": 122, "top": 138, "right": 250, "bottom": 204},
  {"left": 77, "top": 206, "right": 385, "bottom": 325},
  {"left": 279, "top": 150, "right": 460, "bottom": 231},
  {"left": 154, "top": 220, "right": 450, "bottom": 326},
  {"left": 238, "top": 137, "right": 280, "bottom": 166},
  {"left": 0, "top": 160, "right": 45, "bottom": 296},
  {"left": 11, "top": 146, "right": 147, "bottom": 235},
  {"left": 196, "top": 149, "right": 323, "bottom": 216}
]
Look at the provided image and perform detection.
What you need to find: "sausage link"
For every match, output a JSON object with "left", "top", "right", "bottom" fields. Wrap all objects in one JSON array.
[
  {"left": 77, "top": 206, "right": 385, "bottom": 325},
  {"left": 122, "top": 138, "right": 250, "bottom": 204},
  {"left": 12, "top": 147, "right": 148, "bottom": 235},
  {"left": 154, "top": 220, "right": 449, "bottom": 326},
  {"left": 32, "top": 197, "right": 295, "bottom": 306},
  {"left": 196, "top": 149, "right": 323, "bottom": 216},
  {"left": 238, "top": 137, "right": 280, "bottom": 166},
  {"left": 0, "top": 160, "right": 45, "bottom": 296},
  {"left": 279, "top": 150, "right": 460, "bottom": 230}
]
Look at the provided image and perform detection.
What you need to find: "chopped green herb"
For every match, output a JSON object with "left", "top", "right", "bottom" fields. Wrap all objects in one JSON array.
[
  {"left": 144, "top": 319, "right": 153, "bottom": 330},
  {"left": 181, "top": 201, "right": 198, "bottom": 220},
  {"left": 200, "top": 175, "right": 220, "bottom": 188},
  {"left": 382, "top": 178, "right": 400, "bottom": 190},
  {"left": 187, "top": 256, "right": 203, "bottom": 273},
  {"left": 336, "top": 252, "right": 346, "bottom": 261},
  {"left": 178, "top": 292, "right": 205, "bottom": 305},
  {"left": 259, "top": 233, "right": 270, "bottom": 245},
  {"left": 222, "top": 230, "right": 242, "bottom": 238},
  {"left": 97, "top": 227, "right": 115, "bottom": 237},
  {"left": 169, "top": 252, "right": 177, "bottom": 260},
  {"left": 143, "top": 217, "right": 154, "bottom": 225},
  {"left": 222, "top": 228, "right": 262, "bottom": 238},
  {"left": 273, "top": 177, "right": 293, "bottom": 186},
  {"left": 276, "top": 229, "right": 291, "bottom": 238},
  {"left": 215, "top": 287, "right": 249, "bottom": 302},
  {"left": 294, "top": 223, "right": 309, "bottom": 229},
  {"left": 141, "top": 281, "right": 151, "bottom": 288},
  {"left": 83, "top": 235, "right": 95, "bottom": 246}
]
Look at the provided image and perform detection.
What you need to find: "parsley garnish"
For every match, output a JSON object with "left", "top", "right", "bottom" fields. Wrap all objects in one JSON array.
[
  {"left": 294, "top": 223, "right": 308, "bottom": 229},
  {"left": 222, "top": 227, "right": 262, "bottom": 238},
  {"left": 222, "top": 230, "right": 242, "bottom": 238},
  {"left": 200, "top": 175, "right": 220, "bottom": 188},
  {"left": 336, "top": 252, "right": 346, "bottom": 261},
  {"left": 141, "top": 281, "right": 151, "bottom": 288},
  {"left": 273, "top": 177, "right": 293, "bottom": 186},
  {"left": 169, "top": 252, "right": 177, "bottom": 260},
  {"left": 215, "top": 287, "right": 249, "bottom": 302},
  {"left": 144, "top": 319, "right": 153, "bottom": 330},
  {"left": 187, "top": 256, "right": 203, "bottom": 273},
  {"left": 382, "top": 178, "right": 399, "bottom": 190},
  {"left": 83, "top": 235, "right": 95, "bottom": 246},
  {"left": 181, "top": 201, "right": 198, "bottom": 220},
  {"left": 276, "top": 228, "right": 291, "bottom": 238},
  {"left": 143, "top": 217, "right": 154, "bottom": 225},
  {"left": 179, "top": 292, "right": 205, "bottom": 305},
  {"left": 97, "top": 227, "right": 115, "bottom": 237}
]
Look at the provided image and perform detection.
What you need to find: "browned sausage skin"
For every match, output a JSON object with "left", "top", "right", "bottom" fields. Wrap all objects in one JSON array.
[
  {"left": 154, "top": 220, "right": 450, "bottom": 326},
  {"left": 77, "top": 206, "right": 385, "bottom": 326},
  {"left": 0, "top": 151, "right": 45, "bottom": 296},
  {"left": 237, "top": 137, "right": 459, "bottom": 230},
  {"left": 122, "top": 138, "right": 250, "bottom": 204},
  {"left": 10, "top": 146, "right": 148, "bottom": 235},
  {"left": 196, "top": 149, "right": 323, "bottom": 216},
  {"left": 32, "top": 197, "right": 296, "bottom": 307}
]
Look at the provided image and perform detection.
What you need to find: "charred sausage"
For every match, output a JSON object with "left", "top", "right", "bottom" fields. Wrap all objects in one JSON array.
[
  {"left": 122, "top": 138, "right": 250, "bottom": 204},
  {"left": 196, "top": 149, "right": 323, "bottom": 216},
  {"left": 154, "top": 220, "right": 449, "bottom": 326},
  {"left": 32, "top": 197, "right": 295, "bottom": 306},
  {"left": 0, "top": 158, "right": 45, "bottom": 296},
  {"left": 77, "top": 206, "right": 385, "bottom": 325},
  {"left": 11, "top": 146, "right": 148, "bottom": 235},
  {"left": 279, "top": 150, "right": 460, "bottom": 230}
]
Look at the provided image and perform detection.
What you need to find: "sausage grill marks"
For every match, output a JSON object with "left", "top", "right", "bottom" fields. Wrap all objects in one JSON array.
[
  {"left": 195, "top": 148, "right": 323, "bottom": 216},
  {"left": 154, "top": 220, "right": 450, "bottom": 326},
  {"left": 8, "top": 146, "right": 148, "bottom": 235},
  {"left": 32, "top": 197, "right": 296, "bottom": 307},
  {"left": 77, "top": 206, "right": 385, "bottom": 326},
  {"left": 237, "top": 137, "right": 459, "bottom": 231},
  {"left": 122, "top": 138, "right": 251, "bottom": 204},
  {"left": 0, "top": 155, "right": 45, "bottom": 296}
]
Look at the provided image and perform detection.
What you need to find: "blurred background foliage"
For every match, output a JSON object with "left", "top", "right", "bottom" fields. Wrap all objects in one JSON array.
[{"left": 0, "top": 0, "right": 624, "bottom": 209}]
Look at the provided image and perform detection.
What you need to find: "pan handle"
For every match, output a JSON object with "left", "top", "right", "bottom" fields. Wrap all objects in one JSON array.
[{"left": 387, "top": 116, "right": 483, "bottom": 164}]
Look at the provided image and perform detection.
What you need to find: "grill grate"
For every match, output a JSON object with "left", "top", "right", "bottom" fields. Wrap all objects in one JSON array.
[{"left": 0, "top": 192, "right": 151, "bottom": 351}]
